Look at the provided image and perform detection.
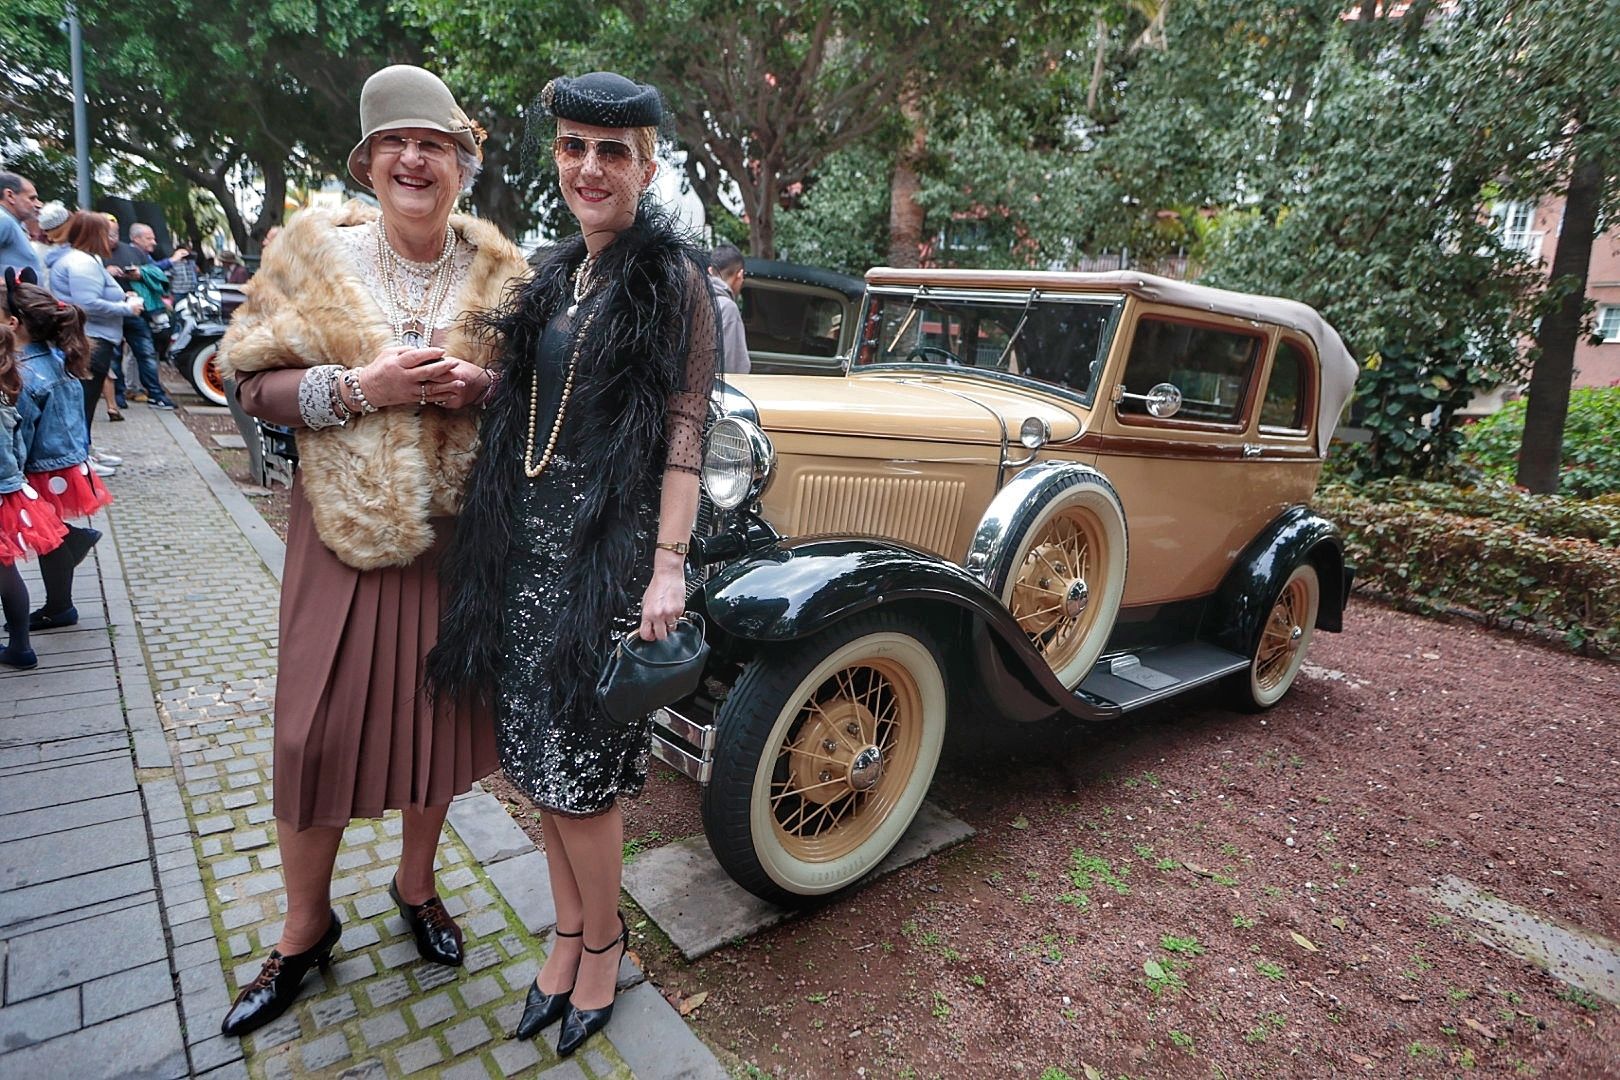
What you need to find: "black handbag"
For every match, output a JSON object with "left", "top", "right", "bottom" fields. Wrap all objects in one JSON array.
[{"left": 595, "top": 613, "right": 711, "bottom": 727}]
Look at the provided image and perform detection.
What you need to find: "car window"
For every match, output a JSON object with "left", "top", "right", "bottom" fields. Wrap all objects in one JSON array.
[
  {"left": 1120, "top": 316, "right": 1262, "bottom": 424},
  {"left": 855, "top": 294, "right": 1115, "bottom": 398},
  {"left": 1260, "top": 339, "right": 1311, "bottom": 431},
  {"left": 741, "top": 285, "right": 846, "bottom": 358}
]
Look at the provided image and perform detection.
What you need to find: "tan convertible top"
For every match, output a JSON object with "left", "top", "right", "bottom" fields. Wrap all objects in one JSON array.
[{"left": 866, "top": 267, "right": 1360, "bottom": 455}]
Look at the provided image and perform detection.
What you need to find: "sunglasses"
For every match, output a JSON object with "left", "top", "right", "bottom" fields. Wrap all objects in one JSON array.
[
  {"left": 372, "top": 134, "right": 456, "bottom": 161},
  {"left": 553, "top": 135, "right": 640, "bottom": 168}
]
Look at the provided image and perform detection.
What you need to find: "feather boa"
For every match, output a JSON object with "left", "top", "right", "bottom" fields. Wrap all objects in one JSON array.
[{"left": 428, "top": 204, "right": 711, "bottom": 712}]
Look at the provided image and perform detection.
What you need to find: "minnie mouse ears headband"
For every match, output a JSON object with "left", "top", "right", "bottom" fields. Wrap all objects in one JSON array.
[{"left": 3, "top": 266, "right": 61, "bottom": 312}]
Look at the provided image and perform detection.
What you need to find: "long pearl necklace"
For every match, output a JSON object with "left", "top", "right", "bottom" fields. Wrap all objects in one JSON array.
[
  {"left": 375, "top": 221, "right": 457, "bottom": 348},
  {"left": 525, "top": 256, "right": 601, "bottom": 478}
]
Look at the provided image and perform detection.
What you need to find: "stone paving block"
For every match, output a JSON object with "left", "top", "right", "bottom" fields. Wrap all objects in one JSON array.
[
  {"left": 0, "top": 987, "right": 80, "bottom": 1051},
  {"left": 334, "top": 1059, "right": 387, "bottom": 1080},
  {"left": 210, "top": 855, "right": 252, "bottom": 879},
  {"left": 194, "top": 815, "right": 233, "bottom": 835},
  {"left": 458, "top": 974, "right": 504, "bottom": 1009},
  {"left": 353, "top": 891, "right": 395, "bottom": 919},
  {"left": 465, "top": 942, "right": 503, "bottom": 973},
  {"left": 393, "top": 1035, "right": 445, "bottom": 1075},
  {"left": 365, "top": 973, "right": 412, "bottom": 1008},
  {"left": 335, "top": 849, "right": 372, "bottom": 871},
  {"left": 169, "top": 936, "right": 221, "bottom": 972},
  {"left": 79, "top": 958, "right": 175, "bottom": 1025},
  {"left": 232, "top": 828, "right": 270, "bottom": 850},
  {"left": 410, "top": 991, "right": 457, "bottom": 1029},
  {"left": 486, "top": 850, "right": 557, "bottom": 934},
  {"left": 250, "top": 1015, "right": 302, "bottom": 1052},
  {"left": 445, "top": 1015, "right": 495, "bottom": 1055},
  {"left": 491, "top": 1038, "right": 543, "bottom": 1077},
  {"left": 0, "top": 816, "right": 151, "bottom": 891},
  {"left": 447, "top": 792, "right": 534, "bottom": 865},
  {"left": 379, "top": 940, "right": 420, "bottom": 969},
  {"left": 309, "top": 990, "right": 358, "bottom": 1029},
  {"left": 0, "top": 792, "right": 140, "bottom": 844},
  {"left": 360, "top": 1008, "right": 409, "bottom": 1048},
  {"left": 191, "top": 1031, "right": 247, "bottom": 1073},
  {"left": 300, "top": 1030, "right": 353, "bottom": 1071},
  {"left": 5, "top": 900, "right": 168, "bottom": 1000},
  {"left": 0, "top": 756, "right": 136, "bottom": 816},
  {"left": 0, "top": 861, "right": 155, "bottom": 932},
  {"left": 413, "top": 962, "right": 460, "bottom": 991},
  {"left": 171, "top": 915, "right": 217, "bottom": 945},
  {"left": 344, "top": 923, "right": 381, "bottom": 950},
  {"left": 440, "top": 866, "right": 479, "bottom": 891},
  {"left": 0, "top": 1000, "right": 188, "bottom": 1080},
  {"left": 196, "top": 1058, "right": 250, "bottom": 1080},
  {"left": 469, "top": 908, "right": 510, "bottom": 939},
  {"left": 345, "top": 825, "right": 378, "bottom": 845},
  {"left": 537, "top": 1060, "right": 589, "bottom": 1080},
  {"left": 441, "top": 1058, "right": 498, "bottom": 1080}
]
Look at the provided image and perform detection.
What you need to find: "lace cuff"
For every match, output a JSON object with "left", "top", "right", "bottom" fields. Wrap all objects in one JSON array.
[{"left": 298, "top": 365, "right": 352, "bottom": 429}]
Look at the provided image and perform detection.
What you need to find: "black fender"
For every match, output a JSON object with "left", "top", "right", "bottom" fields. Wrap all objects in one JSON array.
[
  {"left": 1206, "top": 506, "right": 1348, "bottom": 659},
  {"left": 701, "top": 537, "right": 1117, "bottom": 721}
]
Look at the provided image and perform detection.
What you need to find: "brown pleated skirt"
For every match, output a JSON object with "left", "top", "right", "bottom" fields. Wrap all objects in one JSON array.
[{"left": 272, "top": 480, "right": 497, "bottom": 830}]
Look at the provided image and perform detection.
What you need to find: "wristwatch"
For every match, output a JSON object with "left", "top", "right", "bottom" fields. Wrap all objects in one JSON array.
[{"left": 655, "top": 540, "right": 690, "bottom": 556}]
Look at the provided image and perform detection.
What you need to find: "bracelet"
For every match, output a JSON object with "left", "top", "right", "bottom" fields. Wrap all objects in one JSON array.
[
  {"left": 478, "top": 368, "right": 502, "bottom": 407},
  {"left": 655, "top": 540, "right": 690, "bottom": 556},
  {"left": 344, "top": 368, "right": 378, "bottom": 415}
]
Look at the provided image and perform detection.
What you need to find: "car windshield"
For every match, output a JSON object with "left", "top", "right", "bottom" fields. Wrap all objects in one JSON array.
[{"left": 853, "top": 292, "right": 1117, "bottom": 400}]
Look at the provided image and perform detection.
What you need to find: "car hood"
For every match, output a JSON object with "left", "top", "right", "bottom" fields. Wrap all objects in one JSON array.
[{"left": 729, "top": 372, "right": 1084, "bottom": 448}]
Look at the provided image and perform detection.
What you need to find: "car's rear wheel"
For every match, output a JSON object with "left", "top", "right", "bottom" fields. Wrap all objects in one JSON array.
[
  {"left": 702, "top": 612, "right": 947, "bottom": 907},
  {"left": 186, "top": 341, "right": 228, "bottom": 405},
  {"left": 989, "top": 474, "right": 1127, "bottom": 688},
  {"left": 1232, "top": 562, "right": 1320, "bottom": 710}
]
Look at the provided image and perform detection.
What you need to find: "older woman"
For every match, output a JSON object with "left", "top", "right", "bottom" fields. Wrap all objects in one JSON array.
[
  {"left": 217, "top": 65, "right": 527, "bottom": 1037},
  {"left": 45, "top": 211, "right": 142, "bottom": 440},
  {"left": 431, "top": 71, "right": 717, "bottom": 1058}
]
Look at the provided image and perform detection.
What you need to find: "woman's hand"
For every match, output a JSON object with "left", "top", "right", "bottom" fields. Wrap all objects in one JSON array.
[
  {"left": 638, "top": 560, "right": 688, "bottom": 641},
  {"left": 355, "top": 345, "right": 458, "bottom": 408},
  {"left": 420, "top": 359, "right": 490, "bottom": 410},
  {"left": 125, "top": 295, "right": 144, "bottom": 314}
]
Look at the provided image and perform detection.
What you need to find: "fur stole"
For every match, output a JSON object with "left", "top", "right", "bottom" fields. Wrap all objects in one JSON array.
[
  {"left": 428, "top": 204, "right": 713, "bottom": 709},
  {"left": 218, "top": 200, "right": 527, "bottom": 569}
]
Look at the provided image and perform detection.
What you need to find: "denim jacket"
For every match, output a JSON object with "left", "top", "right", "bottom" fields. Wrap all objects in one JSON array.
[
  {"left": 15, "top": 343, "right": 90, "bottom": 473},
  {"left": 0, "top": 396, "right": 23, "bottom": 495}
]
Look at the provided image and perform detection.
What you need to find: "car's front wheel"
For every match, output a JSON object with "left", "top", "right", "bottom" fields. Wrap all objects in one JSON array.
[
  {"left": 702, "top": 612, "right": 948, "bottom": 907},
  {"left": 1232, "top": 562, "right": 1320, "bottom": 710}
]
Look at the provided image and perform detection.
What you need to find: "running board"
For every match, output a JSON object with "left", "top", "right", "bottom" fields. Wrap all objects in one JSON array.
[{"left": 1076, "top": 642, "right": 1250, "bottom": 712}]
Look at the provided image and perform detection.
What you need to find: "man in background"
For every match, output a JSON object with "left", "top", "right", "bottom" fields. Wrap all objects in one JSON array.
[
  {"left": 707, "top": 243, "right": 750, "bottom": 374},
  {"left": 0, "top": 172, "right": 43, "bottom": 277},
  {"left": 107, "top": 218, "right": 181, "bottom": 409}
]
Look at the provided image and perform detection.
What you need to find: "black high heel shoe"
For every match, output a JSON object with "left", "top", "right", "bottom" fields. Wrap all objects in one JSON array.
[
  {"left": 221, "top": 911, "right": 341, "bottom": 1037},
  {"left": 512, "top": 927, "right": 583, "bottom": 1039},
  {"left": 389, "top": 877, "right": 464, "bottom": 966},
  {"left": 556, "top": 913, "right": 628, "bottom": 1058}
]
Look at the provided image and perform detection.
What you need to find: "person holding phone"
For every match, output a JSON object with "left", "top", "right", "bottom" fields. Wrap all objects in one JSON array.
[{"left": 214, "top": 64, "right": 527, "bottom": 1038}]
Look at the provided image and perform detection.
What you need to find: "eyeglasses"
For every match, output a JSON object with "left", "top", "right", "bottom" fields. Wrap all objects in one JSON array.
[
  {"left": 553, "top": 135, "right": 639, "bottom": 169},
  {"left": 372, "top": 134, "right": 456, "bottom": 161}
]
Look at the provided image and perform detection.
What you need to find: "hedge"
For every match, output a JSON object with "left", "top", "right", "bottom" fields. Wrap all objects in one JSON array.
[
  {"left": 1316, "top": 484, "right": 1620, "bottom": 656},
  {"left": 1341, "top": 479, "right": 1620, "bottom": 547},
  {"left": 1459, "top": 387, "right": 1620, "bottom": 499}
]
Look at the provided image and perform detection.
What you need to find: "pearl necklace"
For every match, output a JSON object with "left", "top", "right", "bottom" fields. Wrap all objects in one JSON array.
[
  {"left": 523, "top": 304, "right": 597, "bottom": 478},
  {"left": 565, "top": 253, "right": 598, "bottom": 319},
  {"left": 375, "top": 221, "right": 457, "bottom": 348}
]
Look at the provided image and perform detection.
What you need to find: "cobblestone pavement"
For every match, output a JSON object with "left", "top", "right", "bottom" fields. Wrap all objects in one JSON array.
[{"left": 49, "top": 401, "right": 723, "bottom": 1079}]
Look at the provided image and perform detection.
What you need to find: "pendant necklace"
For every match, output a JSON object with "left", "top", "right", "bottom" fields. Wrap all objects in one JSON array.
[
  {"left": 376, "top": 221, "right": 457, "bottom": 347},
  {"left": 566, "top": 253, "right": 598, "bottom": 319}
]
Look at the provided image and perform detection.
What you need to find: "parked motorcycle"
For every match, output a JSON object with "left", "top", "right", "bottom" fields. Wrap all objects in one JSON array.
[{"left": 169, "top": 276, "right": 246, "bottom": 406}]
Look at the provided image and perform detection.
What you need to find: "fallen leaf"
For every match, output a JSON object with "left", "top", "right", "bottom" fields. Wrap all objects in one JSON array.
[
  {"left": 1331, "top": 916, "right": 1347, "bottom": 931},
  {"left": 1397, "top": 993, "right": 1420, "bottom": 1003},
  {"left": 1464, "top": 1017, "right": 1498, "bottom": 1040},
  {"left": 1349, "top": 1052, "right": 1374, "bottom": 1067},
  {"left": 1010, "top": 814, "right": 1030, "bottom": 830},
  {"left": 678, "top": 991, "right": 709, "bottom": 1016},
  {"left": 1290, "top": 931, "right": 1320, "bottom": 953},
  {"left": 1183, "top": 862, "right": 1215, "bottom": 878},
  {"left": 1083, "top": 1066, "right": 1103, "bottom": 1080},
  {"left": 1143, "top": 959, "right": 1167, "bottom": 980}
]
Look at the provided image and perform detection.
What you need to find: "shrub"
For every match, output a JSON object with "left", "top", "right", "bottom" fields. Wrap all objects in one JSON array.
[
  {"left": 1341, "top": 479, "right": 1620, "bottom": 547},
  {"left": 1317, "top": 485, "right": 1620, "bottom": 656},
  {"left": 1460, "top": 387, "right": 1620, "bottom": 498}
]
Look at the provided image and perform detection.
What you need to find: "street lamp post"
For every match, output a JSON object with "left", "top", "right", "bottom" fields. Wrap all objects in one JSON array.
[{"left": 66, "top": 2, "right": 91, "bottom": 207}]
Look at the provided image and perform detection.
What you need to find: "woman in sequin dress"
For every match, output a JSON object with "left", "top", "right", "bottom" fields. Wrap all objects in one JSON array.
[
  {"left": 431, "top": 72, "right": 718, "bottom": 1057},
  {"left": 216, "top": 66, "right": 528, "bottom": 1038}
]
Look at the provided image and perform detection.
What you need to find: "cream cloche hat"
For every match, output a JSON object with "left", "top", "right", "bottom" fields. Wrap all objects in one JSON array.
[{"left": 346, "top": 65, "right": 485, "bottom": 190}]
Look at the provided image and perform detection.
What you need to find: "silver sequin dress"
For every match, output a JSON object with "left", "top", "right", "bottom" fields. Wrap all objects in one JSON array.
[{"left": 495, "top": 309, "right": 709, "bottom": 816}]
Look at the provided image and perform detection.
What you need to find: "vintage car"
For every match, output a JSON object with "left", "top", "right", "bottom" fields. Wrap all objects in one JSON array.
[
  {"left": 662, "top": 268, "right": 1359, "bottom": 907},
  {"left": 738, "top": 258, "right": 864, "bottom": 375}
]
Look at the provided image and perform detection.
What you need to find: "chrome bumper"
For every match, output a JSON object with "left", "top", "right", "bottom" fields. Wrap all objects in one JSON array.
[{"left": 650, "top": 706, "right": 716, "bottom": 783}]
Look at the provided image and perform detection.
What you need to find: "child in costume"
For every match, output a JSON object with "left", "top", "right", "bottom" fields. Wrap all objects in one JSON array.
[
  {"left": 0, "top": 321, "right": 69, "bottom": 668},
  {"left": 2, "top": 268, "right": 111, "bottom": 634}
]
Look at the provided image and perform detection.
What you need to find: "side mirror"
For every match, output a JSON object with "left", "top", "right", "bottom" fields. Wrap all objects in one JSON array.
[{"left": 1117, "top": 381, "right": 1184, "bottom": 418}]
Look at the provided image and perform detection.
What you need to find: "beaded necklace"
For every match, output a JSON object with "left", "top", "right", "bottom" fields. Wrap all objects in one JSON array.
[
  {"left": 524, "top": 258, "right": 601, "bottom": 478},
  {"left": 375, "top": 221, "right": 457, "bottom": 348}
]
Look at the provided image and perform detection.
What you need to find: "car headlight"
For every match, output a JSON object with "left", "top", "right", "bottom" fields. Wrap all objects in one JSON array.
[{"left": 701, "top": 416, "right": 774, "bottom": 510}]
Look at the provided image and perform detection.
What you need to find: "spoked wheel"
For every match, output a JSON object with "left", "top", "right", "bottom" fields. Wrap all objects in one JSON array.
[
  {"left": 988, "top": 473, "right": 1127, "bottom": 688},
  {"left": 702, "top": 612, "right": 947, "bottom": 907},
  {"left": 187, "top": 342, "right": 228, "bottom": 405},
  {"left": 1232, "top": 562, "right": 1320, "bottom": 710}
]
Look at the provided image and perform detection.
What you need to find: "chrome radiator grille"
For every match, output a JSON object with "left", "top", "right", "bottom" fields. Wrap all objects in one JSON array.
[{"left": 791, "top": 473, "right": 965, "bottom": 557}]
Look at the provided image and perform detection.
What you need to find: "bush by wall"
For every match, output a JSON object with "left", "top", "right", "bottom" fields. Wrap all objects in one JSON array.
[
  {"left": 1460, "top": 387, "right": 1620, "bottom": 499},
  {"left": 1316, "top": 483, "right": 1620, "bottom": 656},
  {"left": 1345, "top": 478, "right": 1620, "bottom": 546}
]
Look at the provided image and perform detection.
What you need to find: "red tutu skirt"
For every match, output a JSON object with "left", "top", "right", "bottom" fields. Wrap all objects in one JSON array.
[
  {"left": 0, "top": 482, "right": 69, "bottom": 563},
  {"left": 27, "top": 462, "right": 114, "bottom": 522}
]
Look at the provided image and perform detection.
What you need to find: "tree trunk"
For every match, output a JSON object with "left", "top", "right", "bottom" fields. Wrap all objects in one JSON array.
[
  {"left": 1086, "top": 16, "right": 1108, "bottom": 115},
  {"left": 1515, "top": 144, "right": 1605, "bottom": 493},
  {"left": 750, "top": 168, "right": 779, "bottom": 260},
  {"left": 202, "top": 171, "right": 251, "bottom": 254},
  {"left": 887, "top": 85, "right": 927, "bottom": 268},
  {"left": 249, "top": 156, "right": 286, "bottom": 254},
  {"left": 469, "top": 112, "right": 530, "bottom": 239}
]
